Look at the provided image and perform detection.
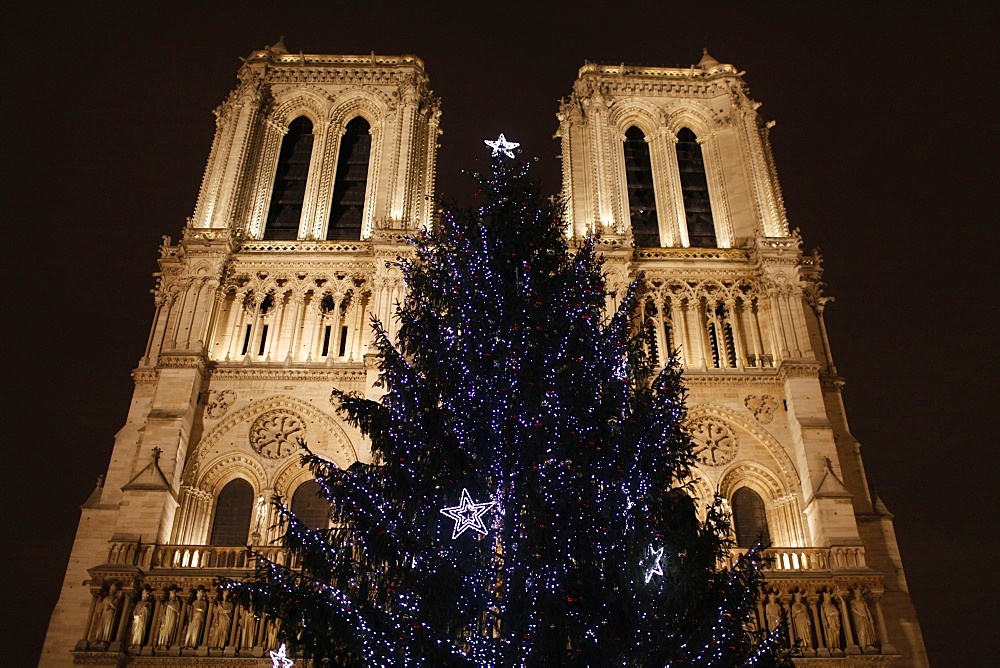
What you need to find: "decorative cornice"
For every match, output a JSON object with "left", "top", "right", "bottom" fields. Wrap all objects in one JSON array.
[{"left": 208, "top": 365, "right": 367, "bottom": 383}]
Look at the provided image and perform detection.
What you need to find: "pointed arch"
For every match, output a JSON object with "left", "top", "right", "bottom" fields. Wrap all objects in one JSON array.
[
  {"left": 209, "top": 478, "right": 254, "bottom": 546},
  {"left": 182, "top": 395, "right": 359, "bottom": 487},
  {"left": 263, "top": 116, "right": 315, "bottom": 240}
]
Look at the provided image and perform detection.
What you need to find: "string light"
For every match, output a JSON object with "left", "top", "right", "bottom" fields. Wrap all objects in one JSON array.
[{"left": 227, "top": 143, "right": 780, "bottom": 667}]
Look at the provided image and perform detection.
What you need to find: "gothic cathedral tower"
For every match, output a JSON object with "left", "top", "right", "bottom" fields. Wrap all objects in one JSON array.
[{"left": 42, "top": 47, "right": 926, "bottom": 667}]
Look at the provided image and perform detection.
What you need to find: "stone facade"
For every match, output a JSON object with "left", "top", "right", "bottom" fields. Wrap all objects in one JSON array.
[{"left": 41, "top": 46, "right": 927, "bottom": 666}]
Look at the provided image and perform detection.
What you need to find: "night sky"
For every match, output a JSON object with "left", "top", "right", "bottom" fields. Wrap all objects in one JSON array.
[{"left": 8, "top": 2, "right": 994, "bottom": 664}]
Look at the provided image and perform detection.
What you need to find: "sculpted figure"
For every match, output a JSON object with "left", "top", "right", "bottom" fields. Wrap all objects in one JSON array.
[
  {"left": 239, "top": 605, "right": 257, "bottom": 649},
  {"left": 209, "top": 590, "right": 234, "bottom": 648},
  {"left": 129, "top": 588, "right": 152, "bottom": 647},
  {"left": 764, "top": 592, "right": 782, "bottom": 632},
  {"left": 265, "top": 616, "right": 282, "bottom": 650},
  {"left": 851, "top": 588, "right": 877, "bottom": 650},
  {"left": 92, "top": 583, "right": 121, "bottom": 643},
  {"left": 184, "top": 588, "right": 208, "bottom": 648},
  {"left": 791, "top": 592, "right": 813, "bottom": 648},
  {"left": 821, "top": 592, "right": 842, "bottom": 650},
  {"left": 157, "top": 589, "right": 182, "bottom": 648}
]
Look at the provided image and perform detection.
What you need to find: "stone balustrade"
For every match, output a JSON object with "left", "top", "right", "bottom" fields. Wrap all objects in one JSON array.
[
  {"left": 75, "top": 542, "right": 893, "bottom": 662},
  {"left": 728, "top": 545, "right": 867, "bottom": 572}
]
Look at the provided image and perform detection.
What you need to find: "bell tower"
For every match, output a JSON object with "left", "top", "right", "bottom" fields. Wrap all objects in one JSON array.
[
  {"left": 41, "top": 44, "right": 440, "bottom": 665},
  {"left": 556, "top": 51, "right": 927, "bottom": 666}
]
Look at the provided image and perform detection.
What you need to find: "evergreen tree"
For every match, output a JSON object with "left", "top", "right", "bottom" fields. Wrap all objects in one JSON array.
[{"left": 232, "top": 147, "right": 783, "bottom": 666}]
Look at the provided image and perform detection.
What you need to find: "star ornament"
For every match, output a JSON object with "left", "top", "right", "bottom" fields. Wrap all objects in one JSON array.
[
  {"left": 270, "top": 643, "right": 294, "bottom": 668},
  {"left": 644, "top": 545, "right": 665, "bottom": 584},
  {"left": 484, "top": 133, "right": 520, "bottom": 158},
  {"left": 440, "top": 488, "right": 496, "bottom": 539}
]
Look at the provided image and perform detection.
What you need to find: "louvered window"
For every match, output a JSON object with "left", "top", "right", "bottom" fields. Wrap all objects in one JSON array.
[
  {"left": 209, "top": 479, "right": 254, "bottom": 546},
  {"left": 264, "top": 117, "right": 314, "bottom": 240},
  {"left": 676, "top": 128, "right": 717, "bottom": 247},
  {"left": 327, "top": 117, "right": 372, "bottom": 240},
  {"left": 623, "top": 127, "right": 660, "bottom": 246}
]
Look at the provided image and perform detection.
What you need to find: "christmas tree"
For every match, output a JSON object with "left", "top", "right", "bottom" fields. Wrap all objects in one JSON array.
[{"left": 232, "top": 138, "right": 784, "bottom": 666}]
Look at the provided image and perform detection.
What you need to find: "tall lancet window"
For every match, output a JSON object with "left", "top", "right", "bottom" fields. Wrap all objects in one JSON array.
[
  {"left": 623, "top": 127, "right": 660, "bottom": 246},
  {"left": 732, "top": 487, "right": 771, "bottom": 548},
  {"left": 327, "top": 117, "right": 372, "bottom": 240},
  {"left": 676, "top": 128, "right": 717, "bottom": 247},
  {"left": 209, "top": 479, "right": 254, "bottom": 546},
  {"left": 264, "top": 117, "right": 314, "bottom": 240}
]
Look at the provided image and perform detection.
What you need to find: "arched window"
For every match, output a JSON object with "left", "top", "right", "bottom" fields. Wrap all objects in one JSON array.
[
  {"left": 676, "top": 128, "right": 717, "bottom": 247},
  {"left": 732, "top": 487, "right": 771, "bottom": 548},
  {"left": 290, "top": 480, "right": 331, "bottom": 530},
  {"left": 264, "top": 117, "right": 315, "bottom": 240},
  {"left": 327, "top": 117, "right": 372, "bottom": 240},
  {"left": 623, "top": 126, "right": 660, "bottom": 246},
  {"left": 209, "top": 479, "right": 254, "bottom": 546}
]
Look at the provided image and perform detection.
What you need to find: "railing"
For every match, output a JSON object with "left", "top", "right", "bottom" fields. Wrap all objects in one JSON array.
[
  {"left": 107, "top": 542, "right": 866, "bottom": 574},
  {"left": 104, "top": 541, "right": 297, "bottom": 572},
  {"left": 728, "top": 546, "right": 866, "bottom": 572}
]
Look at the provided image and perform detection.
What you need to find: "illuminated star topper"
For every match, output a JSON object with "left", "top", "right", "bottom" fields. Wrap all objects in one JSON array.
[
  {"left": 644, "top": 545, "right": 665, "bottom": 584},
  {"left": 440, "top": 488, "right": 496, "bottom": 539},
  {"left": 270, "top": 643, "right": 294, "bottom": 668},
  {"left": 485, "top": 133, "right": 520, "bottom": 158}
]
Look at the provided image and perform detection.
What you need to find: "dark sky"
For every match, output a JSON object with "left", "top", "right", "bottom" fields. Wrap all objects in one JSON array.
[{"left": 7, "top": 2, "right": 994, "bottom": 664}]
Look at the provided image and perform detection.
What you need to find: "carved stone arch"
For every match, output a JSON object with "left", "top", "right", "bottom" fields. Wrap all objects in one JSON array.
[
  {"left": 717, "top": 460, "right": 803, "bottom": 547},
  {"left": 686, "top": 404, "right": 800, "bottom": 491},
  {"left": 328, "top": 88, "right": 390, "bottom": 130},
  {"left": 269, "top": 88, "right": 329, "bottom": 129},
  {"left": 273, "top": 458, "right": 323, "bottom": 502},
  {"left": 695, "top": 278, "right": 728, "bottom": 304},
  {"left": 319, "top": 90, "right": 388, "bottom": 241},
  {"left": 680, "top": 466, "right": 716, "bottom": 505},
  {"left": 732, "top": 277, "right": 763, "bottom": 302},
  {"left": 607, "top": 100, "right": 665, "bottom": 139},
  {"left": 717, "top": 461, "right": 787, "bottom": 502},
  {"left": 664, "top": 103, "right": 721, "bottom": 137},
  {"left": 183, "top": 395, "right": 358, "bottom": 485},
  {"left": 198, "top": 454, "right": 267, "bottom": 497}
]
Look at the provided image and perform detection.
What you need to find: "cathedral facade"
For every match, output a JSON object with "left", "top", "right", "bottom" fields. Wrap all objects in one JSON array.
[{"left": 42, "top": 46, "right": 927, "bottom": 666}]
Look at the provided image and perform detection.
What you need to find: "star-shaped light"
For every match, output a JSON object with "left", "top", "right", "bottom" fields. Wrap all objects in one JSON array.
[
  {"left": 644, "top": 545, "right": 665, "bottom": 583},
  {"left": 270, "top": 643, "right": 294, "bottom": 668},
  {"left": 484, "top": 133, "right": 520, "bottom": 158},
  {"left": 440, "top": 488, "right": 496, "bottom": 539}
]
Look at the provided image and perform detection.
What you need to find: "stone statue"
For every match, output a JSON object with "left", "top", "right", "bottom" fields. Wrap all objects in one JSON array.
[
  {"left": 157, "top": 588, "right": 181, "bottom": 648},
  {"left": 239, "top": 605, "right": 257, "bottom": 649},
  {"left": 821, "top": 591, "right": 842, "bottom": 650},
  {"left": 183, "top": 587, "right": 208, "bottom": 648},
  {"left": 265, "top": 616, "right": 282, "bottom": 651},
  {"left": 91, "top": 583, "right": 121, "bottom": 643},
  {"left": 791, "top": 592, "right": 812, "bottom": 648},
  {"left": 129, "top": 588, "right": 151, "bottom": 647},
  {"left": 764, "top": 592, "right": 782, "bottom": 632},
  {"left": 209, "top": 590, "right": 234, "bottom": 649},
  {"left": 851, "top": 588, "right": 877, "bottom": 650}
]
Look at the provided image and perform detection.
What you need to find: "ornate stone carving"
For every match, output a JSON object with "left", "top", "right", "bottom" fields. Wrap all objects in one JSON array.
[
  {"left": 249, "top": 409, "right": 306, "bottom": 458},
  {"left": 689, "top": 418, "right": 738, "bottom": 466},
  {"left": 205, "top": 390, "right": 237, "bottom": 418},
  {"left": 745, "top": 394, "right": 779, "bottom": 423}
]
